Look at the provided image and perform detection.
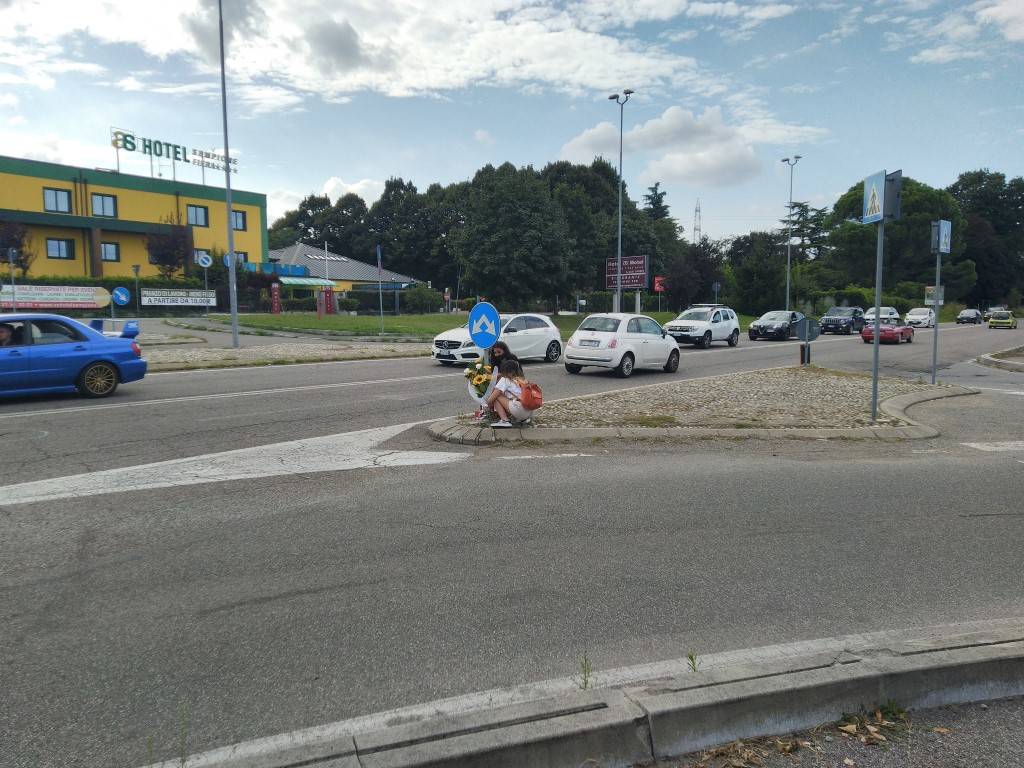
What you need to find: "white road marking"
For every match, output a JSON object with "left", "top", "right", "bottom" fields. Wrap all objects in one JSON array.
[
  {"left": 0, "top": 373, "right": 461, "bottom": 420},
  {"left": 961, "top": 441, "right": 1024, "bottom": 452},
  {"left": 965, "top": 386, "right": 1024, "bottom": 396},
  {"left": 495, "top": 453, "right": 595, "bottom": 460},
  {"left": 0, "top": 422, "right": 466, "bottom": 505}
]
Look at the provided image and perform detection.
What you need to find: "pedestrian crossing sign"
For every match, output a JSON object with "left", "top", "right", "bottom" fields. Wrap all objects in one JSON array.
[{"left": 862, "top": 170, "right": 885, "bottom": 224}]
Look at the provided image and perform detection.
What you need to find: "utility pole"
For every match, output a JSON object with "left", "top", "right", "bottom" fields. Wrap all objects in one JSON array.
[
  {"left": 608, "top": 89, "right": 634, "bottom": 313},
  {"left": 217, "top": 0, "right": 240, "bottom": 348},
  {"left": 781, "top": 156, "right": 802, "bottom": 312}
]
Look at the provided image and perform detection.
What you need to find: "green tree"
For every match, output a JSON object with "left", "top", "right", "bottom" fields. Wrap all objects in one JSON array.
[
  {"left": 728, "top": 231, "right": 785, "bottom": 315},
  {"left": 0, "top": 219, "right": 35, "bottom": 277},
  {"left": 145, "top": 215, "right": 191, "bottom": 279},
  {"left": 402, "top": 283, "right": 443, "bottom": 313},
  {"left": 642, "top": 182, "right": 671, "bottom": 221},
  {"left": 268, "top": 193, "right": 332, "bottom": 249}
]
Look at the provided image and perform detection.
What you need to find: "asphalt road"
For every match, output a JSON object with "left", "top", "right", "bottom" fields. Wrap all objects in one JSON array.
[{"left": 1, "top": 322, "right": 1022, "bottom": 766}]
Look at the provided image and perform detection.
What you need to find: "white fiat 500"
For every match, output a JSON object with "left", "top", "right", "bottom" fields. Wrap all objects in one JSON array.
[
  {"left": 431, "top": 313, "right": 563, "bottom": 365},
  {"left": 564, "top": 313, "right": 680, "bottom": 377}
]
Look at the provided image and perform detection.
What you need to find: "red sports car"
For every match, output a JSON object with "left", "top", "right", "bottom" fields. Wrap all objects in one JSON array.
[{"left": 861, "top": 320, "right": 914, "bottom": 344}]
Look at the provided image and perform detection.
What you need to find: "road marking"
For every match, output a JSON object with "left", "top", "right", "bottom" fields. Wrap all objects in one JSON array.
[
  {"left": 0, "top": 373, "right": 461, "bottom": 420},
  {"left": 965, "top": 386, "right": 1024, "bottom": 396},
  {"left": 495, "top": 453, "right": 595, "bottom": 460},
  {"left": 961, "top": 441, "right": 1024, "bottom": 452},
  {"left": 0, "top": 422, "right": 467, "bottom": 505}
]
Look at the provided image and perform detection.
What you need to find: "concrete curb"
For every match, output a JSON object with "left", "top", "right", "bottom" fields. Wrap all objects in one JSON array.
[
  {"left": 427, "top": 385, "right": 978, "bottom": 445},
  {"left": 140, "top": 618, "right": 1024, "bottom": 768},
  {"left": 978, "top": 344, "right": 1024, "bottom": 372}
]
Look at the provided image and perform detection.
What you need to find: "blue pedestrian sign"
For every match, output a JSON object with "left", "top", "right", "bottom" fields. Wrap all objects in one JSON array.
[
  {"left": 862, "top": 170, "right": 885, "bottom": 224},
  {"left": 468, "top": 301, "right": 500, "bottom": 349},
  {"left": 112, "top": 287, "right": 131, "bottom": 306},
  {"left": 938, "top": 219, "right": 952, "bottom": 254}
]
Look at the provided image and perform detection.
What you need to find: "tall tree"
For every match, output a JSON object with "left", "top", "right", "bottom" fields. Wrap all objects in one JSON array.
[
  {"left": 728, "top": 231, "right": 785, "bottom": 315},
  {"left": 145, "top": 215, "right": 191, "bottom": 279},
  {"left": 0, "top": 219, "right": 35, "bottom": 277},
  {"left": 642, "top": 182, "right": 671, "bottom": 221},
  {"left": 268, "top": 193, "right": 331, "bottom": 248}
]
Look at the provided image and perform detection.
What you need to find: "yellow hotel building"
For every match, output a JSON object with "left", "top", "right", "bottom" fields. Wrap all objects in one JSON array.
[{"left": 0, "top": 155, "right": 267, "bottom": 278}]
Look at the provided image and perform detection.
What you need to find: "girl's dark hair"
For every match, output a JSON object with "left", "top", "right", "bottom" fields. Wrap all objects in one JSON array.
[
  {"left": 499, "top": 359, "right": 523, "bottom": 378},
  {"left": 490, "top": 341, "right": 518, "bottom": 361}
]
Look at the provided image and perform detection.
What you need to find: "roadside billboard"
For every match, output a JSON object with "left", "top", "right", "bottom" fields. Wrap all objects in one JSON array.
[
  {"left": 1, "top": 284, "right": 111, "bottom": 309},
  {"left": 141, "top": 289, "right": 217, "bottom": 307}
]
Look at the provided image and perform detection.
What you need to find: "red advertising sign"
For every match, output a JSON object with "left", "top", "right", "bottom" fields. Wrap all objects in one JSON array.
[
  {"left": 324, "top": 287, "right": 335, "bottom": 315},
  {"left": 653, "top": 275, "right": 666, "bottom": 293},
  {"left": 270, "top": 282, "right": 282, "bottom": 314},
  {"left": 605, "top": 255, "right": 648, "bottom": 290}
]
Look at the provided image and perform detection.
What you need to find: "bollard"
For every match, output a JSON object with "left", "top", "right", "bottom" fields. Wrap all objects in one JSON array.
[{"left": 799, "top": 343, "right": 811, "bottom": 365}]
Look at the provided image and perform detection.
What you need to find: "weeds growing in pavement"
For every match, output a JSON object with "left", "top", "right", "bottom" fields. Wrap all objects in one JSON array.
[
  {"left": 687, "top": 652, "right": 700, "bottom": 673},
  {"left": 178, "top": 700, "right": 191, "bottom": 767},
  {"left": 576, "top": 651, "right": 593, "bottom": 690}
]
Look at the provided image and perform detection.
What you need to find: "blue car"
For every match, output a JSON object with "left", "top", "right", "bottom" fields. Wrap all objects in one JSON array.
[{"left": 0, "top": 313, "right": 147, "bottom": 398}]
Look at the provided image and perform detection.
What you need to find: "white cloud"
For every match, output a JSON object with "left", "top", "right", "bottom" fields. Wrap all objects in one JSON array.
[
  {"left": 662, "top": 29, "right": 698, "bottom": 42},
  {"left": 910, "top": 44, "right": 982, "bottom": 63},
  {"left": 781, "top": 83, "right": 822, "bottom": 94},
  {"left": 0, "top": 92, "right": 17, "bottom": 107},
  {"left": 645, "top": 143, "right": 760, "bottom": 186},
  {"left": 322, "top": 176, "right": 385, "bottom": 204},
  {"left": 7, "top": 115, "right": 25, "bottom": 126},
  {"left": 976, "top": 0, "right": 1024, "bottom": 42},
  {"left": 474, "top": 129, "right": 495, "bottom": 145}
]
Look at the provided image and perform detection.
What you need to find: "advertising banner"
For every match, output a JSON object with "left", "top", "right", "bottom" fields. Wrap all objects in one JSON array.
[
  {"left": 141, "top": 289, "right": 217, "bottom": 307},
  {"left": 1, "top": 284, "right": 110, "bottom": 309},
  {"left": 270, "top": 282, "right": 282, "bottom": 314},
  {"left": 605, "top": 255, "right": 648, "bottom": 290}
]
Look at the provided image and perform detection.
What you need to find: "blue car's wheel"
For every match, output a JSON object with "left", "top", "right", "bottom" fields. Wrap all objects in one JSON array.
[{"left": 78, "top": 362, "right": 119, "bottom": 398}]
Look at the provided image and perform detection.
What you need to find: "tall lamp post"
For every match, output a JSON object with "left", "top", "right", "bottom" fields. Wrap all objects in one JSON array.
[
  {"left": 609, "top": 89, "right": 634, "bottom": 314},
  {"left": 781, "top": 155, "right": 801, "bottom": 312},
  {"left": 217, "top": 0, "right": 240, "bottom": 348}
]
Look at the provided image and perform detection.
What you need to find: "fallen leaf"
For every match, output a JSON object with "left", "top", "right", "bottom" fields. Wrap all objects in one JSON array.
[
  {"left": 775, "top": 739, "right": 796, "bottom": 754},
  {"left": 839, "top": 724, "right": 858, "bottom": 734},
  {"left": 843, "top": 759, "right": 856, "bottom": 767},
  {"left": 800, "top": 741, "right": 813, "bottom": 748},
  {"left": 866, "top": 724, "right": 879, "bottom": 734},
  {"left": 932, "top": 726, "right": 952, "bottom": 735},
  {"left": 874, "top": 709, "right": 884, "bottom": 723}
]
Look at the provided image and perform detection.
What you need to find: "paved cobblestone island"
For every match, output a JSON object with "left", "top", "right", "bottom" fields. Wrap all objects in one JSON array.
[
  {"left": 536, "top": 366, "right": 936, "bottom": 429},
  {"left": 142, "top": 341, "right": 430, "bottom": 370}
]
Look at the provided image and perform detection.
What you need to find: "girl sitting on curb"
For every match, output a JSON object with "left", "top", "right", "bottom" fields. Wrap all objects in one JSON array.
[{"left": 486, "top": 359, "right": 534, "bottom": 428}]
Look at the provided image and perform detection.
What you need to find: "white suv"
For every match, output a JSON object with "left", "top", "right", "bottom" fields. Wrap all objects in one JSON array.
[{"left": 664, "top": 304, "right": 740, "bottom": 348}]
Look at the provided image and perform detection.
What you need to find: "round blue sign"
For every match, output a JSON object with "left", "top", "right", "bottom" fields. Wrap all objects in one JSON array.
[
  {"left": 468, "top": 301, "right": 500, "bottom": 349},
  {"left": 112, "top": 287, "right": 131, "bottom": 306}
]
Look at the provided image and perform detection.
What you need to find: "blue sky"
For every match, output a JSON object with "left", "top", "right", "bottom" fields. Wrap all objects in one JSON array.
[{"left": 0, "top": 0, "right": 1021, "bottom": 238}]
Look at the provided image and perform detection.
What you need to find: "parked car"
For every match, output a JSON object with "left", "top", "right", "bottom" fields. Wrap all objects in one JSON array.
[
  {"left": 431, "top": 313, "right": 562, "bottom": 364},
  {"left": 864, "top": 306, "right": 901, "bottom": 324},
  {"left": 904, "top": 307, "right": 935, "bottom": 328},
  {"left": 564, "top": 313, "right": 679, "bottom": 377},
  {"left": 984, "top": 305, "right": 1007, "bottom": 322},
  {"left": 819, "top": 306, "right": 865, "bottom": 334},
  {"left": 957, "top": 309, "right": 983, "bottom": 324},
  {"left": 988, "top": 310, "right": 1019, "bottom": 330},
  {"left": 861, "top": 319, "right": 914, "bottom": 344},
  {"left": 0, "top": 313, "right": 146, "bottom": 398},
  {"left": 748, "top": 310, "right": 805, "bottom": 340},
  {"left": 663, "top": 304, "right": 740, "bottom": 348}
]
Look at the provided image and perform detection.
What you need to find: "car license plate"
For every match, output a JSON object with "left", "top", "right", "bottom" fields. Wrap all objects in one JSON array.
[
  {"left": 437, "top": 352, "right": 455, "bottom": 359},
  {"left": 580, "top": 339, "right": 599, "bottom": 347}
]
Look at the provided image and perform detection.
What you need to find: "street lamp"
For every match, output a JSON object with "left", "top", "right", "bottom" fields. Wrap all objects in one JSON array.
[
  {"left": 609, "top": 89, "right": 634, "bottom": 314},
  {"left": 131, "top": 264, "right": 140, "bottom": 318},
  {"left": 217, "top": 0, "right": 240, "bottom": 348},
  {"left": 781, "top": 155, "right": 802, "bottom": 312}
]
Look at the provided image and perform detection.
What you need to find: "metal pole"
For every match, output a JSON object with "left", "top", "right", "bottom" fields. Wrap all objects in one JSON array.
[
  {"left": 133, "top": 275, "right": 140, "bottom": 318},
  {"left": 871, "top": 219, "right": 885, "bottom": 422},
  {"left": 6, "top": 248, "right": 15, "bottom": 312},
  {"left": 324, "top": 240, "right": 331, "bottom": 315},
  {"left": 931, "top": 235, "right": 941, "bottom": 385},
  {"left": 217, "top": 0, "right": 240, "bottom": 349},
  {"left": 376, "top": 243, "right": 385, "bottom": 334},
  {"left": 615, "top": 98, "right": 624, "bottom": 314},
  {"left": 785, "top": 162, "right": 794, "bottom": 311},
  {"left": 204, "top": 268, "right": 209, "bottom": 317}
]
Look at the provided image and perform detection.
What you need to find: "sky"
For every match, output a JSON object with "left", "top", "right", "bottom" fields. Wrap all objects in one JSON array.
[{"left": 0, "top": 0, "right": 1021, "bottom": 239}]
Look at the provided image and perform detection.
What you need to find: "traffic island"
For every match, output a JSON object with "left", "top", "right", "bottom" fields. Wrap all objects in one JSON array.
[
  {"left": 143, "top": 341, "right": 431, "bottom": 371},
  {"left": 978, "top": 345, "right": 1024, "bottom": 373},
  {"left": 428, "top": 367, "right": 978, "bottom": 444}
]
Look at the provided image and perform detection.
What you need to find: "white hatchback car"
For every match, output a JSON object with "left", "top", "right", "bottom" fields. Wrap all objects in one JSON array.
[
  {"left": 564, "top": 313, "right": 680, "bottom": 377},
  {"left": 431, "top": 313, "right": 563, "bottom": 365},
  {"left": 663, "top": 304, "right": 740, "bottom": 348},
  {"left": 864, "top": 306, "right": 901, "bottom": 324},
  {"left": 904, "top": 307, "right": 935, "bottom": 327}
]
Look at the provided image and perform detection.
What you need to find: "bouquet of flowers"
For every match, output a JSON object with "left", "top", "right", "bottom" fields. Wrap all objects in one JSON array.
[{"left": 464, "top": 358, "right": 493, "bottom": 398}]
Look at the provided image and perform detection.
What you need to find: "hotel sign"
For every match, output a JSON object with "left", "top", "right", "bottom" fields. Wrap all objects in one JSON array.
[{"left": 111, "top": 129, "right": 238, "bottom": 174}]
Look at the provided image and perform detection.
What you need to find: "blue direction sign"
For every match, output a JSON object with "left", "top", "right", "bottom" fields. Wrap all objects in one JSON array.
[
  {"left": 938, "top": 219, "right": 952, "bottom": 254},
  {"left": 468, "top": 301, "right": 500, "bottom": 349},
  {"left": 862, "top": 170, "right": 885, "bottom": 224},
  {"left": 111, "top": 286, "right": 131, "bottom": 306}
]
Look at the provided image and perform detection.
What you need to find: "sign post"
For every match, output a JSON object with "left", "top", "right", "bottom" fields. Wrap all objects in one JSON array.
[
  {"left": 111, "top": 286, "right": 130, "bottom": 331},
  {"left": 467, "top": 301, "right": 500, "bottom": 404},
  {"left": 712, "top": 280, "right": 721, "bottom": 305},
  {"left": 131, "top": 264, "right": 141, "bottom": 318},
  {"left": 5, "top": 248, "right": 15, "bottom": 312},
  {"left": 270, "top": 281, "right": 282, "bottom": 314},
  {"left": 376, "top": 243, "right": 385, "bottom": 334},
  {"left": 197, "top": 252, "right": 213, "bottom": 317},
  {"left": 928, "top": 219, "right": 950, "bottom": 384},
  {"left": 862, "top": 169, "right": 902, "bottom": 422}
]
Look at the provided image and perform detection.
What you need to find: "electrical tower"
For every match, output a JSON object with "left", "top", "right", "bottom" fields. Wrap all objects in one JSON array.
[{"left": 692, "top": 199, "right": 702, "bottom": 243}]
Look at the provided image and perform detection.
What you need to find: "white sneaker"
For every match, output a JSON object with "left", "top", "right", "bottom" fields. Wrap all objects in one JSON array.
[{"left": 492, "top": 420, "right": 513, "bottom": 428}]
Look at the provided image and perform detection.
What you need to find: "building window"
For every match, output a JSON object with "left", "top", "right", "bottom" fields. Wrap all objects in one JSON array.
[
  {"left": 46, "top": 239, "right": 75, "bottom": 260},
  {"left": 91, "top": 193, "right": 118, "bottom": 218},
  {"left": 43, "top": 187, "right": 72, "bottom": 213},
  {"left": 100, "top": 242, "right": 120, "bottom": 262},
  {"left": 235, "top": 251, "right": 248, "bottom": 263},
  {"left": 187, "top": 204, "right": 209, "bottom": 227},
  {"left": 193, "top": 248, "right": 211, "bottom": 264},
  {"left": 231, "top": 210, "right": 247, "bottom": 231}
]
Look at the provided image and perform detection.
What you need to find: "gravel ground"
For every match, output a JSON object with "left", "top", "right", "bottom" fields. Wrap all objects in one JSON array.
[
  {"left": 652, "top": 697, "right": 1024, "bottom": 768},
  {"left": 141, "top": 341, "right": 430, "bottom": 370},
  {"left": 537, "top": 367, "right": 936, "bottom": 429}
]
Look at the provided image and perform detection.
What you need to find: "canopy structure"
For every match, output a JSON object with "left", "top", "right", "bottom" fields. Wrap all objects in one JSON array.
[{"left": 278, "top": 277, "right": 337, "bottom": 287}]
